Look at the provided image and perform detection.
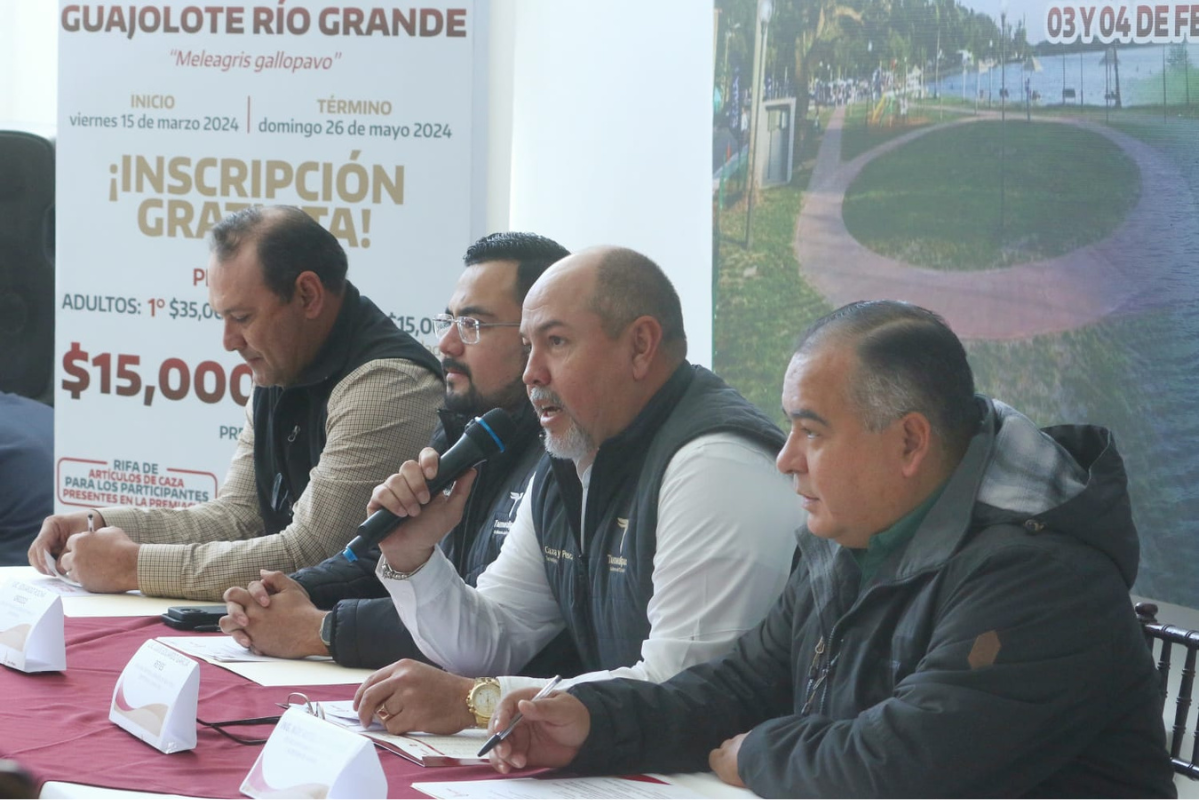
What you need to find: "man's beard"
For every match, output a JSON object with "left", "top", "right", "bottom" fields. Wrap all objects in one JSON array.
[
  {"left": 443, "top": 360, "right": 527, "bottom": 418},
  {"left": 527, "top": 386, "right": 594, "bottom": 462},
  {"left": 543, "top": 423, "right": 594, "bottom": 463}
]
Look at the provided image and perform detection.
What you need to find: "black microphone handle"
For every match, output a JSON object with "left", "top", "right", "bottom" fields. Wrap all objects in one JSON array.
[
  {"left": 341, "top": 460, "right": 483, "bottom": 561},
  {"left": 340, "top": 407, "right": 513, "bottom": 563},
  {"left": 340, "top": 408, "right": 512, "bottom": 562},
  {"left": 344, "top": 506, "right": 406, "bottom": 560}
]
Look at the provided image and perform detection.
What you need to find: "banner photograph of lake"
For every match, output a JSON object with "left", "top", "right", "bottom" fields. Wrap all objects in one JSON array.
[{"left": 711, "top": 0, "right": 1197, "bottom": 605}]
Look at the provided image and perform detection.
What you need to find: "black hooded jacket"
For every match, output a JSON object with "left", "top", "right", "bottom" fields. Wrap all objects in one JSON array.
[{"left": 570, "top": 398, "right": 1176, "bottom": 798}]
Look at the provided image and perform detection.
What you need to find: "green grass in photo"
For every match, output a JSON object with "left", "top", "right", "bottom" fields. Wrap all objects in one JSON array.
[
  {"left": 713, "top": 132, "right": 831, "bottom": 423},
  {"left": 1120, "top": 55, "right": 1199, "bottom": 109},
  {"left": 840, "top": 101, "right": 935, "bottom": 162},
  {"left": 711, "top": 106, "right": 1195, "bottom": 606},
  {"left": 1107, "top": 111, "right": 1199, "bottom": 178},
  {"left": 842, "top": 121, "right": 1140, "bottom": 270}
]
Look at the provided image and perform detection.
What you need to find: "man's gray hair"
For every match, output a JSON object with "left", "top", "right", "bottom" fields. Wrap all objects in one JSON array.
[{"left": 796, "top": 300, "right": 980, "bottom": 457}]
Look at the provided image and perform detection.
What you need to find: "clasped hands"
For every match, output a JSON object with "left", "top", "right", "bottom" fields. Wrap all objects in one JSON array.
[
  {"left": 220, "top": 569, "right": 328, "bottom": 657},
  {"left": 218, "top": 449, "right": 480, "bottom": 732},
  {"left": 219, "top": 448, "right": 476, "bottom": 655}
]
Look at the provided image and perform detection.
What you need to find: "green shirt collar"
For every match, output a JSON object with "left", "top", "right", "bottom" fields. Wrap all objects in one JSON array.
[{"left": 851, "top": 482, "right": 947, "bottom": 588}]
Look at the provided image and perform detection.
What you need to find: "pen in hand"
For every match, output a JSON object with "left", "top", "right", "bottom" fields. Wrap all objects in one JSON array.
[{"left": 477, "top": 675, "right": 562, "bottom": 757}]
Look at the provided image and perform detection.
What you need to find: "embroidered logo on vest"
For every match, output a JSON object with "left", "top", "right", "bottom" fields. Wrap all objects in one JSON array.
[
  {"left": 608, "top": 518, "right": 631, "bottom": 573},
  {"left": 543, "top": 546, "right": 573, "bottom": 565},
  {"left": 492, "top": 490, "right": 525, "bottom": 537}
]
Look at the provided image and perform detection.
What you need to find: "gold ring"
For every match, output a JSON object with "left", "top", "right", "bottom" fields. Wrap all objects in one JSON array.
[{"left": 376, "top": 707, "right": 391, "bottom": 721}]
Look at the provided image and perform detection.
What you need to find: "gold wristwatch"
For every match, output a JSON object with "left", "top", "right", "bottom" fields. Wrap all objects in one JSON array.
[{"left": 466, "top": 677, "right": 501, "bottom": 727}]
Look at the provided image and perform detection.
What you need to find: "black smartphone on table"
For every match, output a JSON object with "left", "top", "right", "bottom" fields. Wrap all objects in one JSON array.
[{"left": 160, "top": 605, "right": 227, "bottom": 631}]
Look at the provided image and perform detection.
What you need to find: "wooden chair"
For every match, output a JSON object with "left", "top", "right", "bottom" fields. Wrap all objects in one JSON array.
[{"left": 1136, "top": 602, "right": 1199, "bottom": 781}]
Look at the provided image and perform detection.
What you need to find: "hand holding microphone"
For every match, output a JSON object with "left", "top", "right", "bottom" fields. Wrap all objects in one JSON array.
[{"left": 343, "top": 408, "right": 515, "bottom": 566}]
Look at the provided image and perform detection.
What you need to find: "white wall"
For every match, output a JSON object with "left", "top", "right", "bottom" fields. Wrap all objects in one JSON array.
[
  {"left": 0, "top": 0, "right": 58, "bottom": 137},
  {"left": 503, "top": 0, "right": 715, "bottom": 365},
  {"left": 485, "top": 1, "right": 517, "bottom": 235}
]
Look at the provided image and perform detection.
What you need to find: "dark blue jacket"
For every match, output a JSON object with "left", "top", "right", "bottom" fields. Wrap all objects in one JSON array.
[{"left": 570, "top": 399, "right": 1176, "bottom": 797}]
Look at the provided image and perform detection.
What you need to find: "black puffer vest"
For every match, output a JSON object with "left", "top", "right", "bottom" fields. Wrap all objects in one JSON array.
[
  {"left": 251, "top": 282, "right": 441, "bottom": 535},
  {"left": 530, "top": 363, "right": 785, "bottom": 671}
]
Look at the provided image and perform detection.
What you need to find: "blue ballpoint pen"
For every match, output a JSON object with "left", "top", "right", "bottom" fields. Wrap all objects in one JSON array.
[{"left": 476, "top": 675, "right": 562, "bottom": 757}]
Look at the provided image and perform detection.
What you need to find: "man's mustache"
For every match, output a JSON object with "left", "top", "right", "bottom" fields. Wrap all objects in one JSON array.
[
  {"left": 442, "top": 358, "right": 471, "bottom": 379},
  {"left": 528, "top": 386, "right": 565, "bottom": 407}
]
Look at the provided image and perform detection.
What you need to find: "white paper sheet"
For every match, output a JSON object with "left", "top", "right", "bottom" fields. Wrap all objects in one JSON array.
[
  {"left": 317, "top": 700, "right": 489, "bottom": 765},
  {"left": 648, "top": 773, "right": 759, "bottom": 799},
  {"left": 211, "top": 659, "right": 375, "bottom": 687},
  {"left": 61, "top": 593, "right": 181, "bottom": 618},
  {"left": 40, "top": 781, "right": 203, "bottom": 798},
  {"left": 42, "top": 550, "right": 84, "bottom": 588},
  {"left": 153, "top": 635, "right": 372, "bottom": 687},
  {"left": 412, "top": 776, "right": 700, "bottom": 799},
  {"left": 156, "top": 635, "right": 308, "bottom": 663},
  {"left": 0, "top": 567, "right": 183, "bottom": 617}
]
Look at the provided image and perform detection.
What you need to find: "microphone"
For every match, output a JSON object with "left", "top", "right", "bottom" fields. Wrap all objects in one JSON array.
[{"left": 341, "top": 407, "right": 516, "bottom": 562}]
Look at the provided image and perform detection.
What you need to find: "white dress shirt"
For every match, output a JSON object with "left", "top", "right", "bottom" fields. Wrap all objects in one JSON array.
[{"left": 379, "top": 431, "right": 802, "bottom": 696}]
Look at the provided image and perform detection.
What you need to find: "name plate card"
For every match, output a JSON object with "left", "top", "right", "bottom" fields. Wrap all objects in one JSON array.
[
  {"left": 241, "top": 707, "right": 387, "bottom": 799},
  {"left": 109, "top": 639, "right": 199, "bottom": 753},
  {"left": 0, "top": 579, "right": 66, "bottom": 672}
]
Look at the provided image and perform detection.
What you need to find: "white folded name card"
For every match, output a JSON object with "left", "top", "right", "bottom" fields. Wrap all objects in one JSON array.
[
  {"left": 241, "top": 706, "right": 387, "bottom": 799},
  {"left": 110, "top": 639, "right": 199, "bottom": 753},
  {"left": 0, "top": 579, "right": 66, "bottom": 672}
]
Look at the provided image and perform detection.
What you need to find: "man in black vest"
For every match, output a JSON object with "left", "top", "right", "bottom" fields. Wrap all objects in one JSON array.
[
  {"left": 483, "top": 301, "right": 1176, "bottom": 798},
  {"left": 350, "top": 246, "right": 800, "bottom": 736},
  {"left": 217, "top": 232, "right": 578, "bottom": 677},
  {"left": 28, "top": 206, "right": 443, "bottom": 600}
]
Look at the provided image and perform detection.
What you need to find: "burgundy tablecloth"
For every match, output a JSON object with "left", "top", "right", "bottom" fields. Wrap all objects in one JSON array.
[{"left": 0, "top": 615, "right": 512, "bottom": 798}]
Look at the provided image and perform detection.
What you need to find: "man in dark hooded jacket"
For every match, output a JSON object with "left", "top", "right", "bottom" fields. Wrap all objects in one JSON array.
[{"left": 486, "top": 300, "right": 1176, "bottom": 799}]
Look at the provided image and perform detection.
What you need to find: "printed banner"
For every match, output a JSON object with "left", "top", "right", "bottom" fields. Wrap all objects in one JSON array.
[
  {"left": 55, "top": 1, "right": 482, "bottom": 509},
  {"left": 711, "top": 0, "right": 1197, "bottom": 605}
]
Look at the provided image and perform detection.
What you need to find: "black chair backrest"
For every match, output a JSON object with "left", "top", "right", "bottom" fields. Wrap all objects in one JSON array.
[
  {"left": 1136, "top": 602, "right": 1199, "bottom": 781},
  {"left": 0, "top": 130, "right": 55, "bottom": 401},
  {"left": 0, "top": 758, "right": 35, "bottom": 799}
]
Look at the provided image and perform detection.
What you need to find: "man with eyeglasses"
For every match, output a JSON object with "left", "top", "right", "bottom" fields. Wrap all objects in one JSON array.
[
  {"left": 28, "top": 206, "right": 443, "bottom": 599},
  {"left": 349, "top": 247, "right": 800, "bottom": 737},
  {"left": 219, "top": 233, "right": 579, "bottom": 682}
]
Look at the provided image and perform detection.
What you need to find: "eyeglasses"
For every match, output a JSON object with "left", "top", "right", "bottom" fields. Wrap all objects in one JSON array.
[
  {"left": 197, "top": 691, "right": 325, "bottom": 745},
  {"left": 433, "top": 314, "right": 520, "bottom": 345}
]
